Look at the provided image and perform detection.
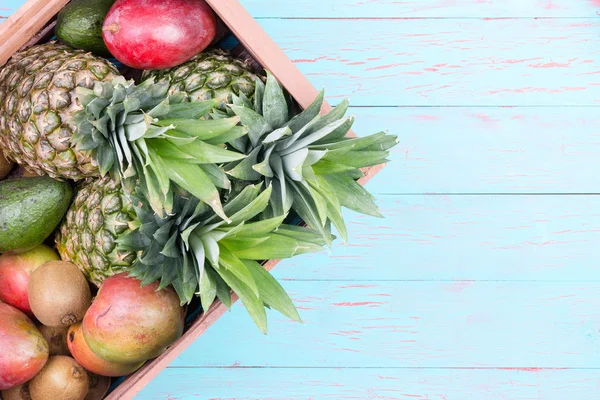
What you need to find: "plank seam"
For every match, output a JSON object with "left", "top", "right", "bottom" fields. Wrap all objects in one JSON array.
[
  {"left": 276, "top": 279, "right": 600, "bottom": 283},
  {"left": 348, "top": 105, "right": 600, "bottom": 109},
  {"left": 165, "top": 366, "right": 600, "bottom": 370},
  {"left": 374, "top": 193, "right": 600, "bottom": 196},
  {"left": 253, "top": 17, "right": 600, "bottom": 20}
]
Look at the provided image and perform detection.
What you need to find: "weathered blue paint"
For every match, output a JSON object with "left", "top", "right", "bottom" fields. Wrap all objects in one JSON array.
[
  {"left": 8, "top": 0, "right": 599, "bottom": 19},
  {"left": 136, "top": 368, "right": 600, "bottom": 400},
  {"left": 2, "top": 0, "right": 600, "bottom": 399},
  {"left": 167, "top": 280, "right": 600, "bottom": 368},
  {"left": 351, "top": 107, "right": 600, "bottom": 194},
  {"left": 242, "top": 0, "right": 600, "bottom": 18},
  {"left": 0, "top": 0, "right": 23, "bottom": 19},
  {"left": 269, "top": 196, "right": 600, "bottom": 282},
  {"left": 256, "top": 19, "right": 600, "bottom": 107}
]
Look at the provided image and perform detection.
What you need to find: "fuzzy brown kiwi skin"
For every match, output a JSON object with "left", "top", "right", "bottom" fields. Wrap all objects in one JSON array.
[
  {"left": 38, "top": 325, "right": 70, "bottom": 356},
  {"left": 1, "top": 383, "right": 32, "bottom": 400},
  {"left": 84, "top": 374, "right": 111, "bottom": 400},
  {"left": 28, "top": 261, "right": 92, "bottom": 328},
  {"left": 28, "top": 356, "right": 89, "bottom": 400}
]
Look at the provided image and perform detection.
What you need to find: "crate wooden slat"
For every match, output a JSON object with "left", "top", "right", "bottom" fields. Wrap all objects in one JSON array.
[
  {"left": 0, "top": 0, "right": 69, "bottom": 66},
  {"left": 0, "top": 1, "right": 385, "bottom": 398}
]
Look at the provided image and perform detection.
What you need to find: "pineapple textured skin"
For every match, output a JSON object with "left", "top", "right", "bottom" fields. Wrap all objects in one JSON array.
[
  {"left": 56, "top": 176, "right": 138, "bottom": 286},
  {"left": 0, "top": 43, "right": 120, "bottom": 180},
  {"left": 142, "top": 49, "right": 258, "bottom": 110}
]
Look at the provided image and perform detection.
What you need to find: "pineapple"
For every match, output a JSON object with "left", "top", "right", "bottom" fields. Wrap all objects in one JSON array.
[
  {"left": 56, "top": 176, "right": 137, "bottom": 286},
  {"left": 5, "top": 42, "right": 397, "bottom": 334},
  {"left": 141, "top": 49, "right": 259, "bottom": 110},
  {"left": 70, "top": 75, "right": 245, "bottom": 218},
  {"left": 57, "top": 177, "right": 328, "bottom": 333},
  {"left": 224, "top": 72, "right": 399, "bottom": 243},
  {"left": 0, "top": 42, "right": 120, "bottom": 180},
  {"left": 146, "top": 51, "right": 399, "bottom": 243},
  {"left": 0, "top": 43, "right": 247, "bottom": 218}
]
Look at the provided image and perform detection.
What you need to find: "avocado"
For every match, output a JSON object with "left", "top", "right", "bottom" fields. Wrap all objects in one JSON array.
[
  {"left": 0, "top": 177, "right": 72, "bottom": 254},
  {"left": 55, "top": 0, "right": 117, "bottom": 57}
]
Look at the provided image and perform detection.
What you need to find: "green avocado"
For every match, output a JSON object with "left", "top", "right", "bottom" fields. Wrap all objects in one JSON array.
[
  {"left": 55, "top": 0, "right": 117, "bottom": 57},
  {"left": 0, "top": 177, "right": 73, "bottom": 254}
]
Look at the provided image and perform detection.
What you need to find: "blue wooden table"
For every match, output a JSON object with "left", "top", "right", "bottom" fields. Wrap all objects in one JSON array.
[{"left": 5, "top": 0, "right": 600, "bottom": 398}]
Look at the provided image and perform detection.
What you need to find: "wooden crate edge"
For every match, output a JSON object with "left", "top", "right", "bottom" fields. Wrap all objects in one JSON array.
[{"left": 0, "top": 0, "right": 69, "bottom": 67}]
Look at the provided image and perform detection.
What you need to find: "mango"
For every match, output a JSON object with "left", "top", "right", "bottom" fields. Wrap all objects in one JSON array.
[
  {"left": 0, "top": 244, "right": 60, "bottom": 314},
  {"left": 0, "top": 303, "right": 49, "bottom": 390},
  {"left": 82, "top": 273, "right": 185, "bottom": 364}
]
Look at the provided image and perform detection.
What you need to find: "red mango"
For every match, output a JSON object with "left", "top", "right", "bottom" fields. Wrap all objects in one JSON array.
[
  {"left": 0, "top": 303, "right": 49, "bottom": 390},
  {"left": 0, "top": 244, "right": 59, "bottom": 314},
  {"left": 67, "top": 323, "right": 144, "bottom": 377},
  {"left": 102, "top": 0, "right": 217, "bottom": 69},
  {"left": 82, "top": 273, "right": 185, "bottom": 364}
]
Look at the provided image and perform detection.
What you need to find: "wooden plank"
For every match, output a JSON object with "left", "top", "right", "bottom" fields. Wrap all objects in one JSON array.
[
  {"left": 271, "top": 195, "right": 600, "bottom": 282},
  {"left": 5, "top": 12, "right": 600, "bottom": 108},
  {"left": 257, "top": 19, "right": 600, "bottom": 106},
  {"left": 350, "top": 107, "right": 600, "bottom": 194},
  {"left": 138, "top": 367, "right": 600, "bottom": 400},
  {"left": 0, "top": 0, "right": 69, "bottom": 67},
  {"left": 5, "top": 0, "right": 600, "bottom": 20},
  {"left": 172, "top": 281, "right": 600, "bottom": 368},
  {"left": 241, "top": 0, "right": 600, "bottom": 18}
]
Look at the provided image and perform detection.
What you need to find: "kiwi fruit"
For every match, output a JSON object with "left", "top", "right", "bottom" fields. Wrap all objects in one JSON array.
[
  {"left": 1, "top": 383, "right": 31, "bottom": 400},
  {"left": 39, "top": 325, "right": 70, "bottom": 356},
  {"left": 0, "top": 150, "right": 13, "bottom": 180},
  {"left": 28, "top": 356, "right": 89, "bottom": 400},
  {"left": 85, "top": 374, "right": 111, "bottom": 400},
  {"left": 28, "top": 261, "right": 92, "bottom": 328}
]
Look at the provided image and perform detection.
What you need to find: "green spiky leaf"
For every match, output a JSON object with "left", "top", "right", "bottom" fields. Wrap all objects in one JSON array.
[
  {"left": 73, "top": 77, "right": 246, "bottom": 216},
  {"left": 223, "top": 73, "right": 397, "bottom": 243},
  {"left": 163, "top": 159, "right": 230, "bottom": 222},
  {"left": 244, "top": 260, "right": 301, "bottom": 322},
  {"left": 215, "top": 266, "right": 267, "bottom": 334}
]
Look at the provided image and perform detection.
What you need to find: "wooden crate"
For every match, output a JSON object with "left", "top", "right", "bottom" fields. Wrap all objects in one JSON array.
[{"left": 0, "top": 1, "right": 386, "bottom": 398}]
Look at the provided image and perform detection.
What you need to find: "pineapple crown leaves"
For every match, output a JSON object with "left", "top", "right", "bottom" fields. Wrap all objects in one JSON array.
[
  {"left": 71, "top": 76, "right": 248, "bottom": 221},
  {"left": 222, "top": 72, "right": 399, "bottom": 244},
  {"left": 118, "top": 183, "right": 329, "bottom": 334}
]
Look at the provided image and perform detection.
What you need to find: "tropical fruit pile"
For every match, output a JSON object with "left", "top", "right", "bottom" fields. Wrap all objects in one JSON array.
[{"left": 0, "top": 0, "right": 398, "bottom": 398}]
